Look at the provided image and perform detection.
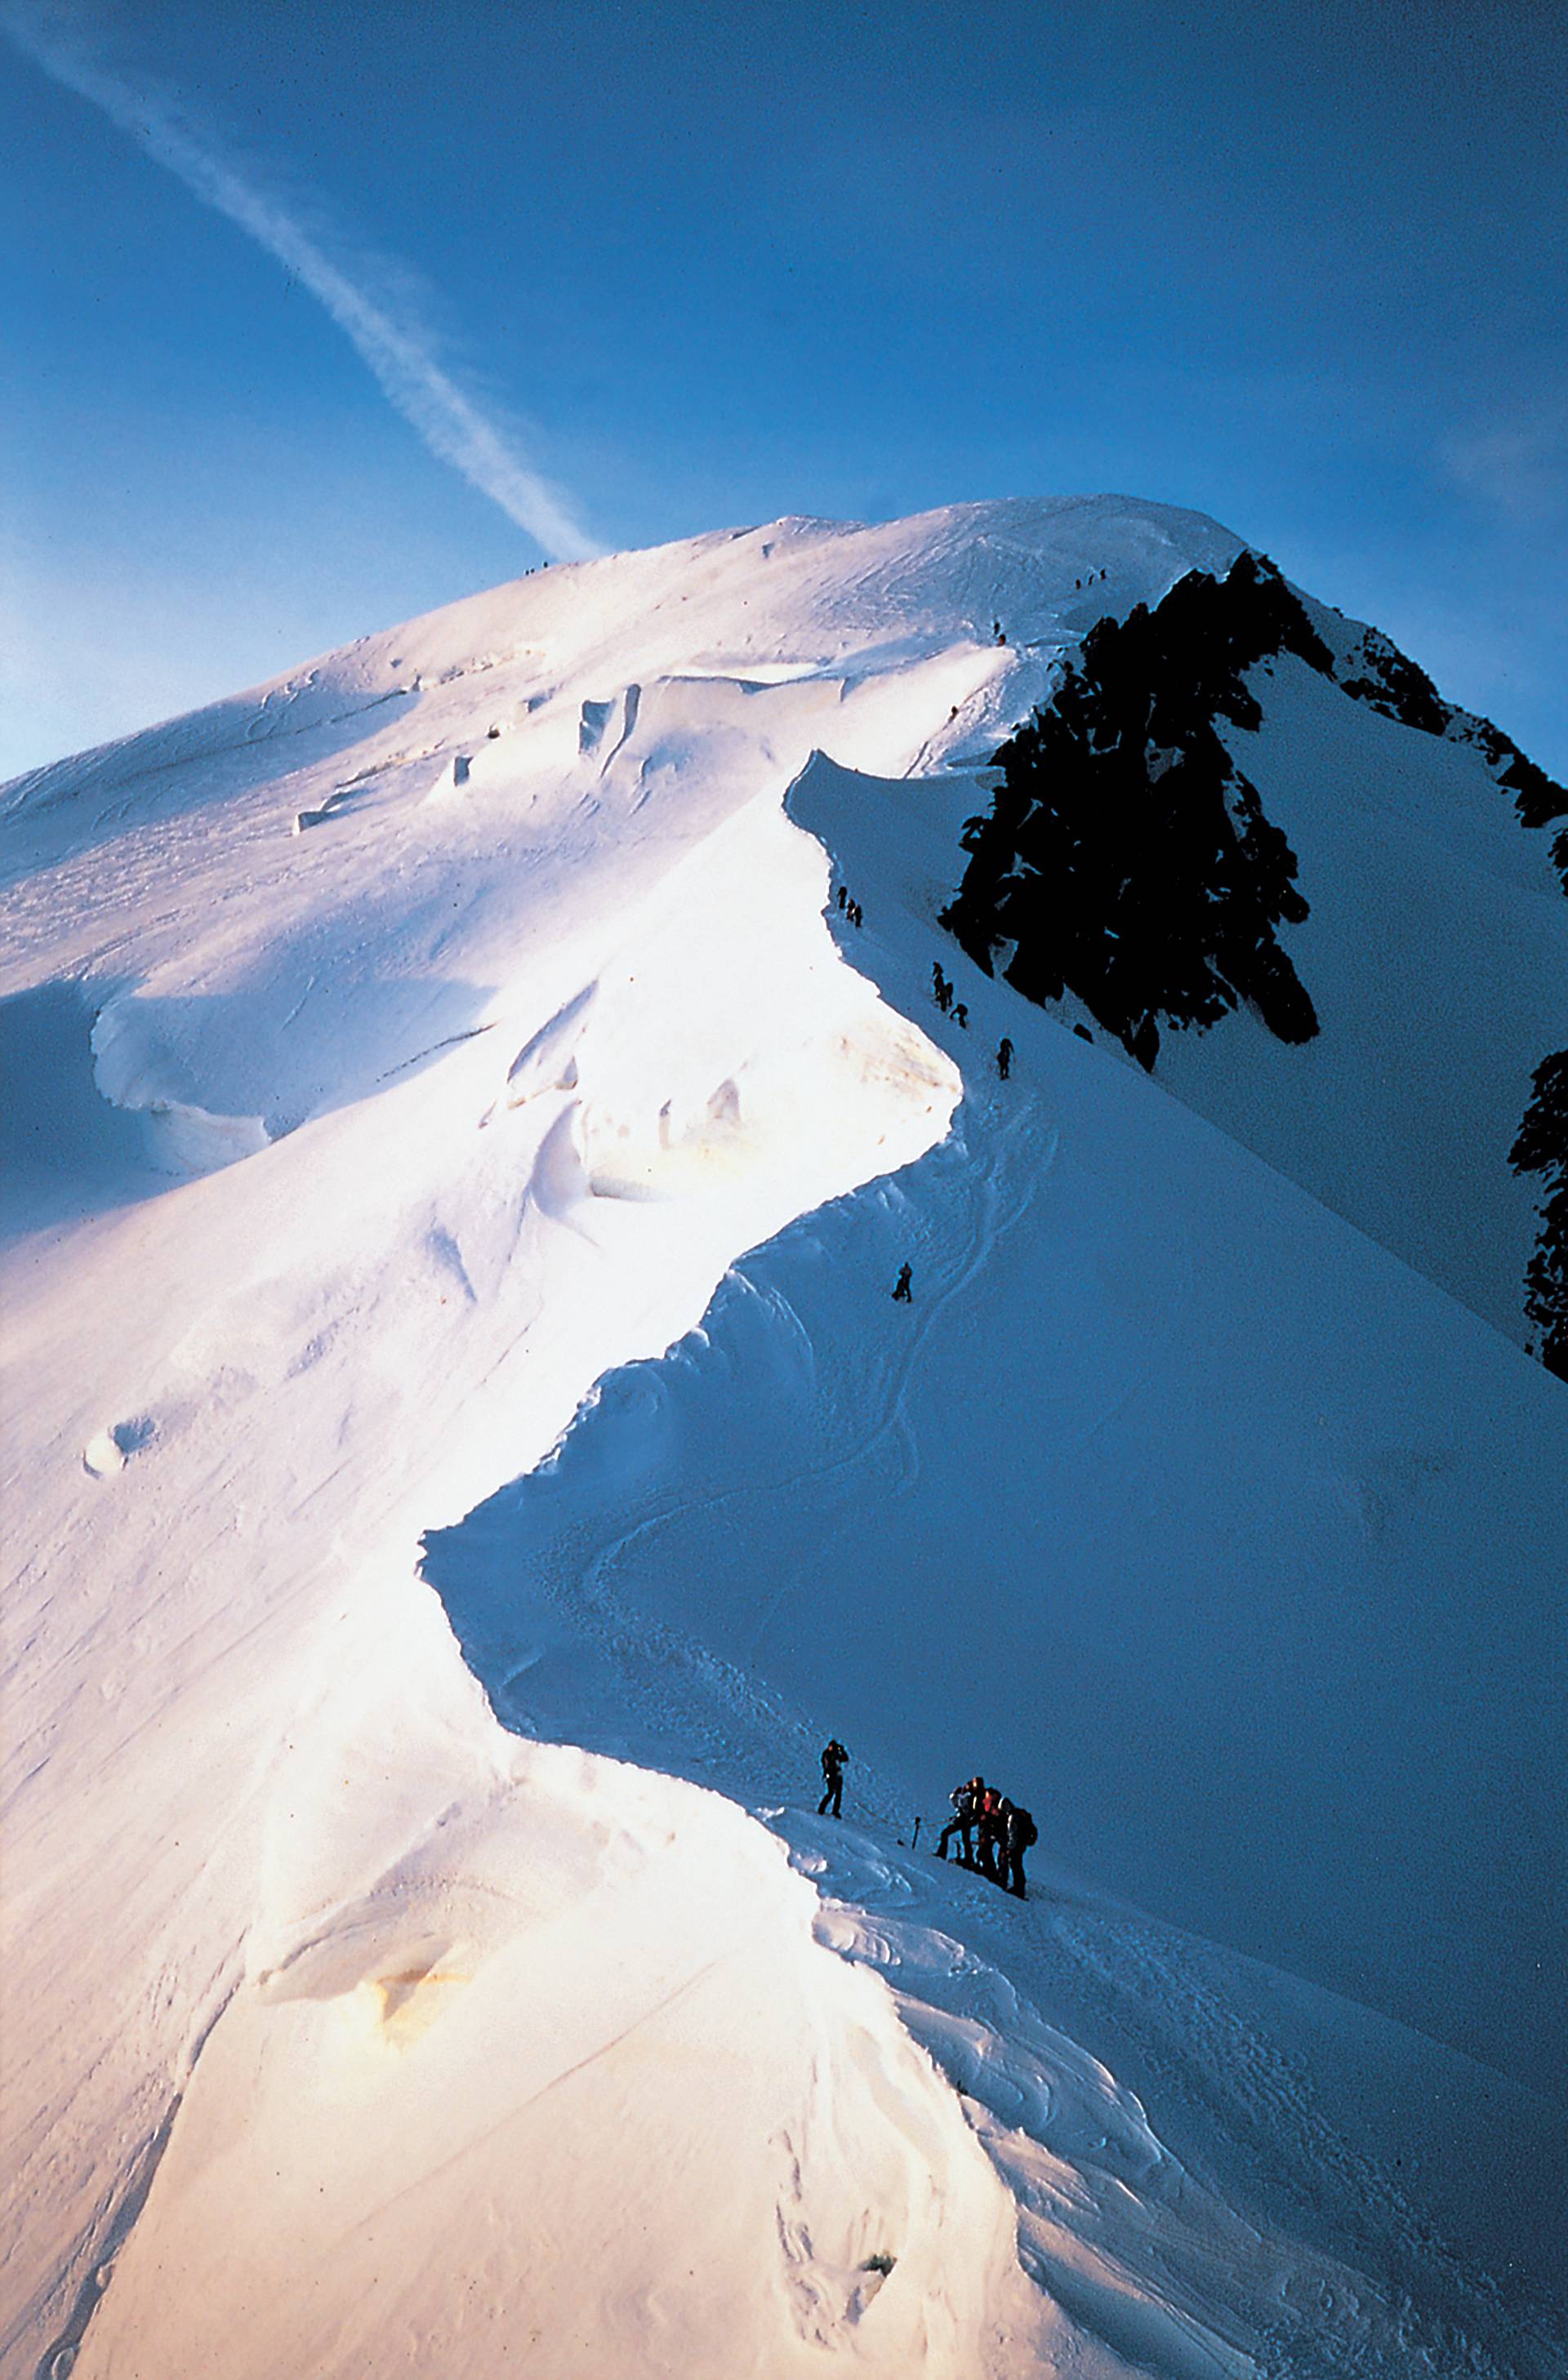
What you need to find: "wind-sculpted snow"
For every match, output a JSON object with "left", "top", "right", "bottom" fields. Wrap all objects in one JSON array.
[
  {"left": 3, "top": 496, "right": 1565, "bottom": 2379},
  {"left": 425, "top": 746, "right": 1567, "bottom": 2367},
  {"left": 48, "top": 1737, "right": 1066, "bottom": 2380}
]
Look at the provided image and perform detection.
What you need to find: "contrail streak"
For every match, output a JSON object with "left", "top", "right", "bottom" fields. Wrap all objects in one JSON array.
[{"left": 2, "top": 2, "right": 601, "bottom": 561}]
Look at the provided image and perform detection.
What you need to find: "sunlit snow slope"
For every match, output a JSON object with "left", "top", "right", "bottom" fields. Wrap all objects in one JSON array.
[{"left": 2, "top": 499, "right": 1564, "bottom": 2380}]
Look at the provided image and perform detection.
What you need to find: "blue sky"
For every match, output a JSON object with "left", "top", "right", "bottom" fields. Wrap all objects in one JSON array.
[{"left": 2, "top": 0, "right": 1565, "bottom": 780}]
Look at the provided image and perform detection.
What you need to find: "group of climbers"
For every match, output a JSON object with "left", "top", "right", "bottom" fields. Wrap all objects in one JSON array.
[
  {"left": 932, "top": 965, "right": 1017, "bottom": 1080},
  {"left": 936, "top": 1775, "right": 1036, "bottom": 1897},
  {"left": 817, "top": 1745, "right": 1037, "bottom": 1902},
  {"left": 831, "top": 902, "right": 1017, "bottom": 1092}
]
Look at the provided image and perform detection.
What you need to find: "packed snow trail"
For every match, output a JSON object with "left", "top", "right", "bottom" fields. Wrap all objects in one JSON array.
[{"left": 3, "top": 500, "right": 1566, "bottom": 2378}]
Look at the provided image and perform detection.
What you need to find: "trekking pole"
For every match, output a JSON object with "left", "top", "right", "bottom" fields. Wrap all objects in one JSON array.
[{"left": 911, "top": 1814, "right": 922, "bottom": 1849}]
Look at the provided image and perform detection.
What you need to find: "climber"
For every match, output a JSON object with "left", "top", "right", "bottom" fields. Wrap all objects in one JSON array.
[
  {"left": 1001, "top": 1800, "right": 1038, "bottom": 1898},
  {"left": 936, "top": 1777, "right": 982, "bottom": 1866},
  {"left": 973, "top": 1786, "right": 1004, "bottom": 1880},
  {"left": 818, "top": 1738, "right": 849, "bottom": 1817}
]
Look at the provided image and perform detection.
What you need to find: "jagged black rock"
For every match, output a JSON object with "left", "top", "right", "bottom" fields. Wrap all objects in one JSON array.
[
  {"left": 1511, "top": 1052, "right": 1568, "bottom": 1382},
  {"left": 943, "top": 551, "right": 1568, "bottom": 1073},
  {"left": 942, "top": 552, "right": 1323, "bottom": 1069}
]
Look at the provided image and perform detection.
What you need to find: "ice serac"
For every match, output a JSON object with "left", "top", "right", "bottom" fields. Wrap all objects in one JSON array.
[{"left": 2, "top": 497, "right": 1565, "bottom": 2380}]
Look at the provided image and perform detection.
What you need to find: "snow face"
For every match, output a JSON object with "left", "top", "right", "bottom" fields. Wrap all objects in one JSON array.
[
  {"left": 430, "top": 744, "right": 1568, "bottom": 2080},
  {"left": 1167, "top": 646, "right": 1568, "bottom": 1341},
  {"left": 3, "top": 497, "right": 1564, "bottom": 2379},
  {"left": 61, "top": 1740, "right": 1066, "bottom": 2380}
]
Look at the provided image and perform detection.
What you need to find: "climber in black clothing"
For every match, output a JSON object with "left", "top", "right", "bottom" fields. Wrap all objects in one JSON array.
[
  {"left": 1001, "top": 1802, "right": 1038, "bottom": 1897},
  {"left": 892, "top": 1263, "right": 912, "bottom": 1302},
  {"left": 818, "top": 1739, "right": 848, "bottom": 1817},
  {"left": 997, "top": 1037, "right": 1013, "bottom": 1080}
]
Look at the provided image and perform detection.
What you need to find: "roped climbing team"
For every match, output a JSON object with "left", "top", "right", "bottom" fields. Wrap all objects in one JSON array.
[{"left": 817, "top": 1743, "right": 1038, "bottom": 1902}]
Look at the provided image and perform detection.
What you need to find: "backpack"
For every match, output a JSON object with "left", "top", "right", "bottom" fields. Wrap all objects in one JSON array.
[{"left": 1011, "top": 1807, "right": 1038, "bottom": 1848}]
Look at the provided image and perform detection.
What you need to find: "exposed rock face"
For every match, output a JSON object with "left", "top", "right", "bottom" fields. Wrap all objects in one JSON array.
[
  {"left": 942, "top": 553, "right": 1325, "bottom": 1069},
  {"left": 1512, "top": 1051, "right": 1568, "bottom": 1380},
  {"left": 943, "top": 549, "right": 1568, "bottom": 1384}
]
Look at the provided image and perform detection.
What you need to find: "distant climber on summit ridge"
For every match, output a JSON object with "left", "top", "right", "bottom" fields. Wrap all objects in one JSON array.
[{"left": 818, "top": 1738, "right": 848, "bottom": 1817}]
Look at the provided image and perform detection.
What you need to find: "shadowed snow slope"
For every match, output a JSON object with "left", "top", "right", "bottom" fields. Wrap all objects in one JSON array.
[{"left": 2, "top": 499, "right": 1564, "bottom": 2379}]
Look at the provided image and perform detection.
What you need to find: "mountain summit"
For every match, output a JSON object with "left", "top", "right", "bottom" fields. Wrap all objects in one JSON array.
[{"left": 3, "top": 499, "right": 1564, "bottom": 2379}]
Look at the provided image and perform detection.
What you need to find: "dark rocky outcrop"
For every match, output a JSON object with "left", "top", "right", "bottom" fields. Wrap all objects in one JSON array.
[
  {"left": 943, "top": 546, "right": 1568, "bottom": 1083},
  {"left": 942, "top": 553, "right": 1324, "bottom": 1069},
  {"left": 943, "top": 545, "right": 1568, "bottom": 1374},
  {"left": 1511, "top": 1052, "right": 1568, "bottom": 1383}
]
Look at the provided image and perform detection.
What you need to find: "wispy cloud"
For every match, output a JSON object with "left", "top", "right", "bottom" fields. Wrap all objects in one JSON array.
[
  {"left": 1, "top": 1, "right": 601, "bottom": 561},
  {"left": 1441, "top": 401, "right": 1568, "bottom": 530}
]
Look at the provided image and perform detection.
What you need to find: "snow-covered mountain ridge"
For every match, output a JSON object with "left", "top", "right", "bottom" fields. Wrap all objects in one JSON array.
[
  {"left": 2, "top": 497, "right": 1564, "bottom": 2379},
  {"left": 7, "top": 497, "right": 1559, "bottom": 1344}
]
